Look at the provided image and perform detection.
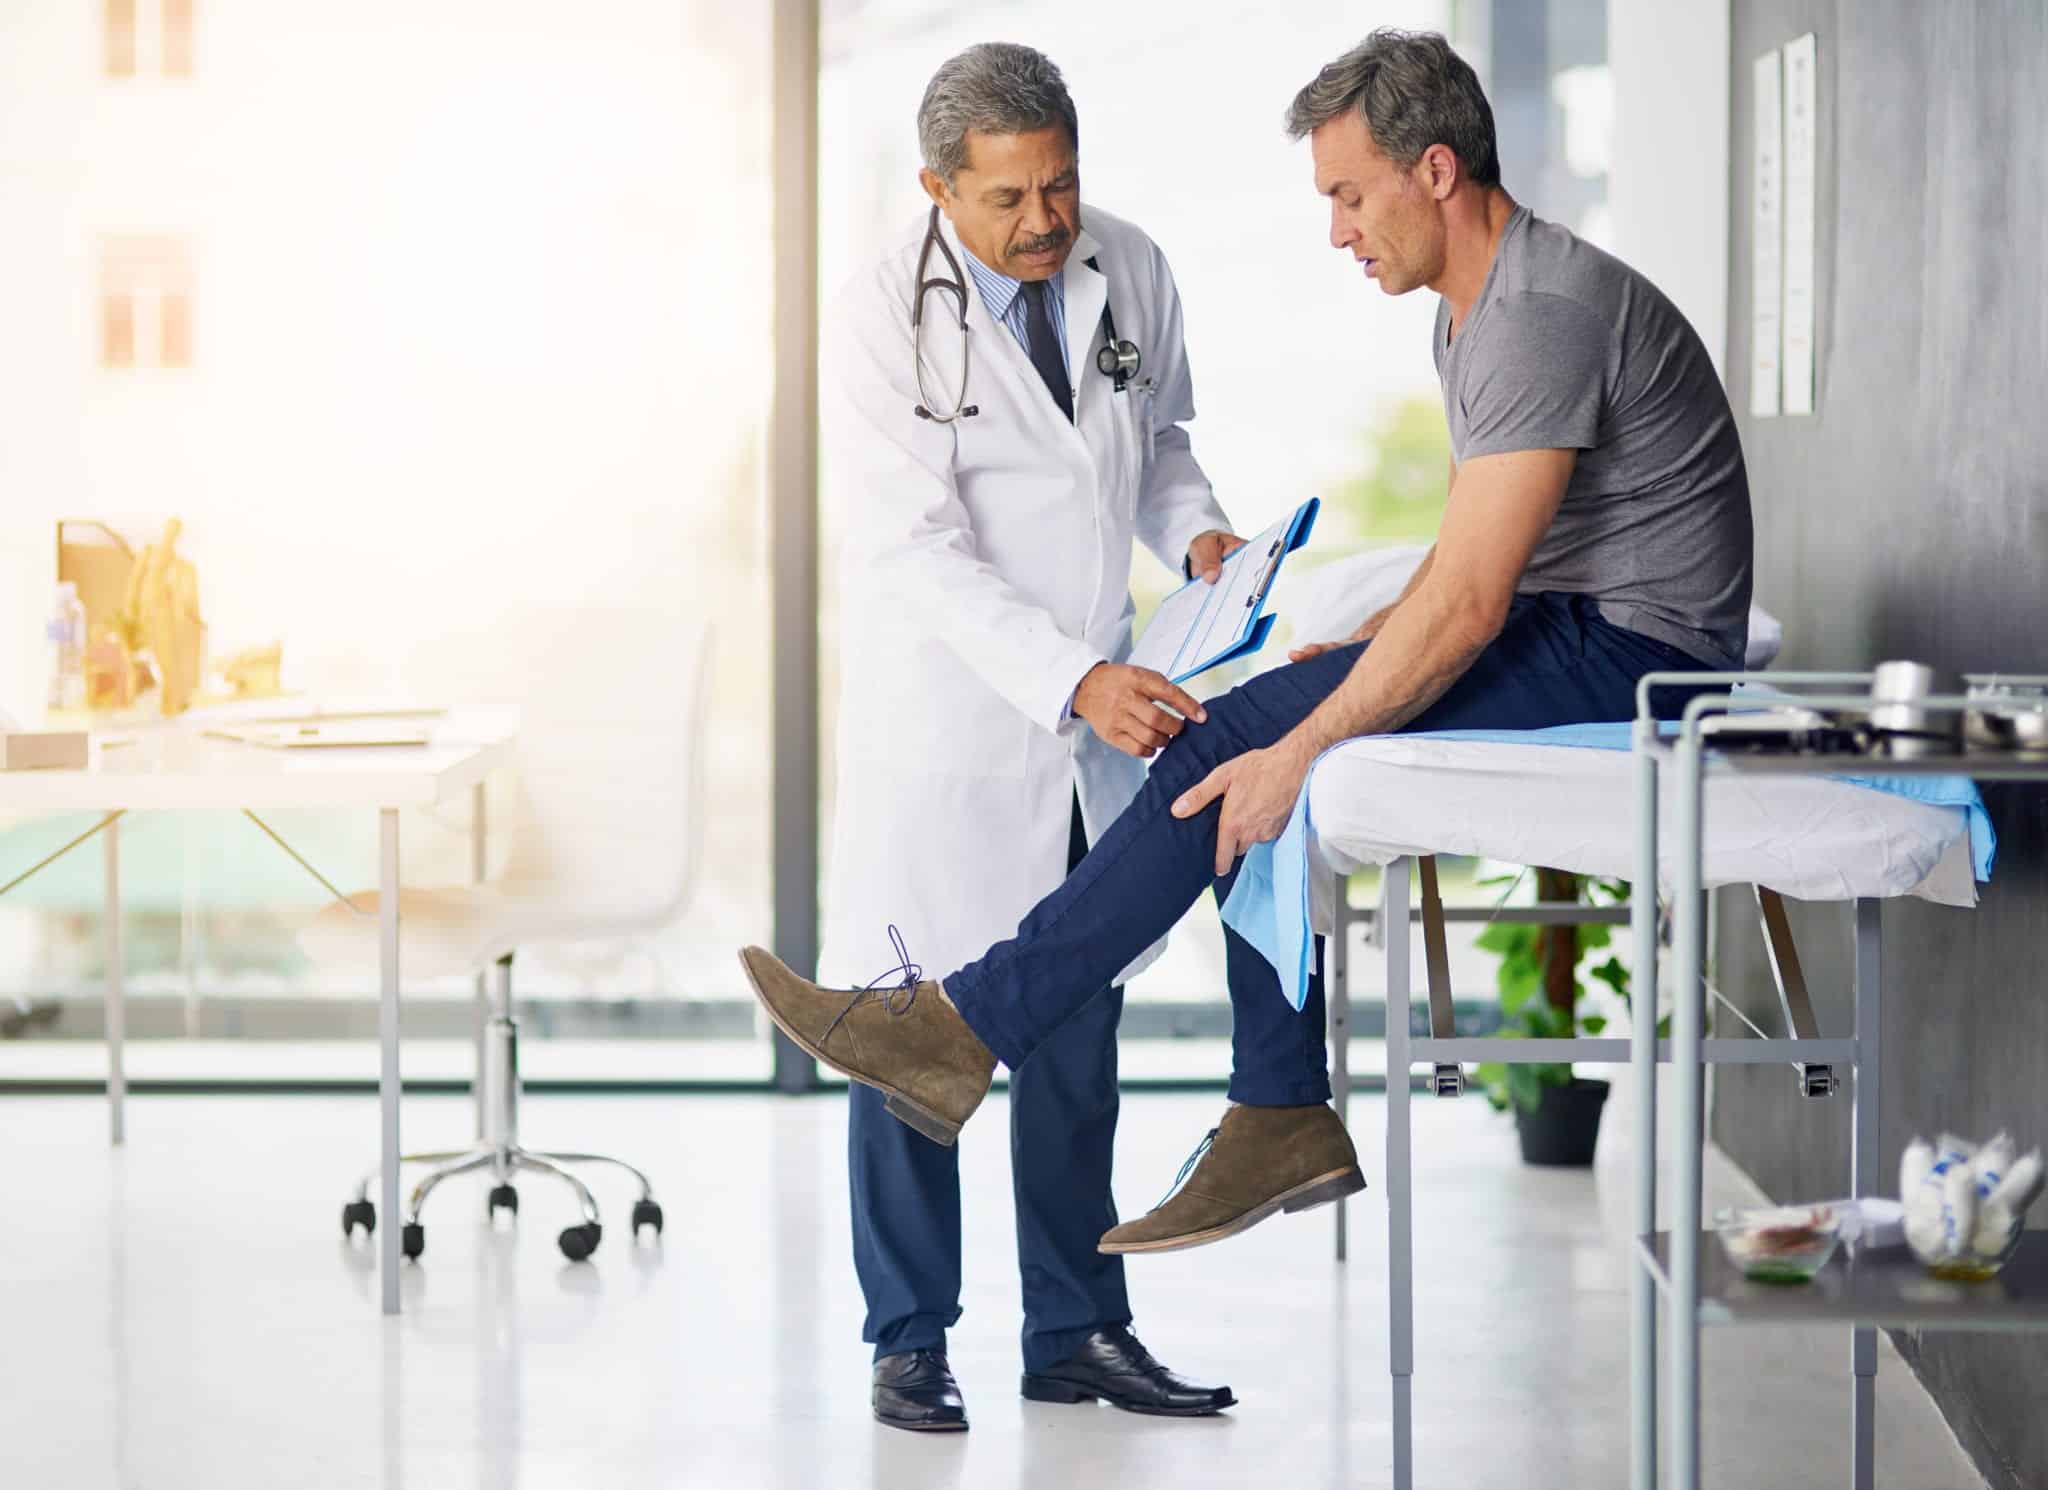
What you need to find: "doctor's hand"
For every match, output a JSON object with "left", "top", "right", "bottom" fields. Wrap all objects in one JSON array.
[
  {"left": 1074, "top": 663, "right": 1208, "bottom": 760},
  {"left": 1186, "top": 530, "right": 1249, "bottom": 584},
  {"left": 1170, "top": 738, "right": 1314, "bottom": 876}
]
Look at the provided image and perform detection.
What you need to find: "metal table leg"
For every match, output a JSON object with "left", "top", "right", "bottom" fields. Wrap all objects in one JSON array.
[
  {"left": 1330, "top": 874, "right": 1351, "bottom": 1262},
  {"left": 1670, "top": 733, "right": 1707, "bottom": 1490},
  {"left": 1850, "top": 898, "right": 1881, "bottom": 1490},
  {"left": 379, "top": 808, "right": 403, "bottom": 1316},
  {"left": 104, "top": 817, "right": 125, "bottom": 1147},
  {"left": 1630, "top": 727, "right": 1660, "bottom": 1489},
  {"left": 1416, "top": 857, "right": 1463, "bottom": 1097},
  {"left": 1385, "top": 856, "right": 1414, "bottom": 1490},
  {"left": 472, "top": 781, "right": 488, "bottom": 1141}
]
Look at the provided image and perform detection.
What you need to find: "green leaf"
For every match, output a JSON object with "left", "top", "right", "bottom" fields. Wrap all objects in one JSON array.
[
  {"left": 1473, "top": 922, "right": 1528, "bottom": 954},
  {"left": 1505, "top": 1063, "right": 1544, "bottom": 1112},
  {"left": 1498, "top": 974, "right": 1543, "bottom": 1017},
  {"left": 1581, "top": 1014, "right": 1608, "bottom": 1035},
  {"left": 1590, "top": 956, "right": 1630, "bottom": 996},
  {"left": 1473, "top": 1061, "right": 1512, "bottom": 1112}
]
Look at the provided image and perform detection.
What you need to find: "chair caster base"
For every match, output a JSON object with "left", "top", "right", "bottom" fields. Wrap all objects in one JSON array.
[{"left": 558, "top": 1222, "right": 602, "bottom": 1261}]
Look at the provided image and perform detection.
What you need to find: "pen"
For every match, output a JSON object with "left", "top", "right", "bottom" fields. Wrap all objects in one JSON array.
[{"left": 1245, "top": 541, "right": 1283, "bottom": 607}]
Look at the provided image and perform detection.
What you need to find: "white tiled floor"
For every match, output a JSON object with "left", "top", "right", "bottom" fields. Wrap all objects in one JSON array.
[{"left": 0, "top": 1087, "right": 1983, "bottom": 1489}]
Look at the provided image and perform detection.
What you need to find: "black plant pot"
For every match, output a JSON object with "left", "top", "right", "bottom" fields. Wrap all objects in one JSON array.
[{"left": 1514, "top": 1077, "right": 1611, "bottom": 1167}]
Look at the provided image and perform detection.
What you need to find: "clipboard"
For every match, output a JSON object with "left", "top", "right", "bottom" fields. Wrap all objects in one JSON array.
[{"left": 1128, "top": 498, "right": 1319, "bottom": 685}]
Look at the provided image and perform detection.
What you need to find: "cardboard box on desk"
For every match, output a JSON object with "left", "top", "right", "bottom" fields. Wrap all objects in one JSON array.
[{"left": 2, "top": 730, "right": 89, "bottom": 771}]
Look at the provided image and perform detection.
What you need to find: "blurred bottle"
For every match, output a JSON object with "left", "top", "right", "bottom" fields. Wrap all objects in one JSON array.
[{"left": 45, "top": 581, "right": 87, "bottom": 712}]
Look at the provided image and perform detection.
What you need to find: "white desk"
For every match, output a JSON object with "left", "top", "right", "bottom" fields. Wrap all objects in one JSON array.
[{"left": 0, "top": 711, "right": 515, "bottom": 1315}]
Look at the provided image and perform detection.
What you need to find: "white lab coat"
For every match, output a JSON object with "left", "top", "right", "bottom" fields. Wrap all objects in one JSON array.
[{"left": 818, "top": 204, "right": 1230, "bottom": 990}]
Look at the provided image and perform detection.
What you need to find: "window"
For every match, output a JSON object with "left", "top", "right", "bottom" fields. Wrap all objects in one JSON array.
[
  {"left": 98, "top": 234, "right": 194, "bottom": 369},
  {"left": 104, "top": 0, "right": 194, "bottom": 81},
  {"left": 4, "top": 2, "right": 780, "bottom": 1086}
]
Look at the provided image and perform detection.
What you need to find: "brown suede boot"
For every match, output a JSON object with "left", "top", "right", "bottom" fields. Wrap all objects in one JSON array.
[
  {"left": 1098, "top": 1103, "right": 1365, "bottom": 1254},
  {"left": 737, "top": 946, "right": 995, "bottom": 1145}
]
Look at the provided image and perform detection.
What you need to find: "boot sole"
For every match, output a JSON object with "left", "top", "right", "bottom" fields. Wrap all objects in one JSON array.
[
  {"left": 1020, "top": 1374, "right": 1236, "bottom": 1416},
  {"left": 1096, "top": 1166, "right": 1367, "bottom": 1254},
  {"left": 872, "top": 1411, "right": 969, "bottom": 1433},
  {"left": 737, "top": 950, "right": 963, "bottom": 1146}
]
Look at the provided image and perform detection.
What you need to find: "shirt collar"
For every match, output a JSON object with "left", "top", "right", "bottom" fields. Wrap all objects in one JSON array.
[{"left": 959, "top": 243, "right": 1060, "bottom": 323}]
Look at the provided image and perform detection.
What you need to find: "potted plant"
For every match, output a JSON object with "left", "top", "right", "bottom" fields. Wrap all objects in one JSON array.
[{"left": 1471, "top": 870, "right": 1654, "bottom": 1166}]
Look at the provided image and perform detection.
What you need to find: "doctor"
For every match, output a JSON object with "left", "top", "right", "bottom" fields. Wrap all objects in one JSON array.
[{"left": 819, "top": 42, "right": 1240, "bottom": 1432}]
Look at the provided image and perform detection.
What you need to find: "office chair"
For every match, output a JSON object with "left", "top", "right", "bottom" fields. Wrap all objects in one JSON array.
[{"left": 324, "top": 612, "right": 714, "bottom": 1262}]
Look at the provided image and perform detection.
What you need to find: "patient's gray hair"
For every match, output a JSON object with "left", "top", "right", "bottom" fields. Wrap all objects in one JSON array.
[
  {"left": 1284, "top": 28, "right": 1500, "bottom": 188},
  {"left": 918, "top": 42, "right": 1079, "bottom": 187}
]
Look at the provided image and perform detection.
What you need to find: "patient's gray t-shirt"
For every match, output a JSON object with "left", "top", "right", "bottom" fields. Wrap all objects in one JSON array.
[{"left": 1433, "top": 207, "right": 1752, "bottom": 665}]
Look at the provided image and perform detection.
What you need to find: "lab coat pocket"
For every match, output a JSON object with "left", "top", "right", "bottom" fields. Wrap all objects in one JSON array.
[
  {"left": 1135, "top": 383, "right": 1160, "bottom": 468},
  {"left": 1114, "top": 384, "right": 1155, "bottom": 520}
]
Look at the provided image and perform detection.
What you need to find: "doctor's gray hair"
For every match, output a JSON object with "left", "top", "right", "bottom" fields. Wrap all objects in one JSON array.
[
  {"left": 918, "top": 42, "right": 1079, "bottom": 186},
  {"left": 1284, "top": 29, "right": 1500, "bottom": 189}
]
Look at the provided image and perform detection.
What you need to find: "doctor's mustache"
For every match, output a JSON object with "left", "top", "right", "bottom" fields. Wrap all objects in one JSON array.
[{"left": 1008, "top": 227, "right": 1070, "bottom": 258}]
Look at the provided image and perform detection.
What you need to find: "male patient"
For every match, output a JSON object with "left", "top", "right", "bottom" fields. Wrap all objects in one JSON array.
[{"left": 743, "top": 28, "right": 1753, "bottom": 1253}]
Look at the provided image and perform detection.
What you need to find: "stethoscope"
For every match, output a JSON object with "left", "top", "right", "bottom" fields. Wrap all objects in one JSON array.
[{"left": 912, "top": 206, "right": 1142, "bottom": 423}]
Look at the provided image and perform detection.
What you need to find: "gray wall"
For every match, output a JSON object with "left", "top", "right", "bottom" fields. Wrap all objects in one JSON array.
[{"left": 1716, "top": 3, "right": 2048, "bottom": 1486}]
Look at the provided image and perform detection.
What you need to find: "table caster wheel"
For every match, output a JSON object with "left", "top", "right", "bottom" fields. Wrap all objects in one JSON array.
[
  {"left": 401, "top": 1222, "right": 425, "bottom": 1260},
  {"left": 631, "top": 1199, "right": 663, "bottom": 1238},
  {"left": 487, "top": 1183, "right": 518, "bottom": 1219},
  {"left": 558, "top": 1222, "right": 602, "bottom": 1261},
  {"left": 342, "top": 1199, "right": 376, "bottom": 1238}
]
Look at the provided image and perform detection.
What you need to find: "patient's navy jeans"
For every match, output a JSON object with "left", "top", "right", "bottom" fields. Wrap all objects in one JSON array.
[{"left": 944, "top": 593, "right": 1712, "bottom": 1107}]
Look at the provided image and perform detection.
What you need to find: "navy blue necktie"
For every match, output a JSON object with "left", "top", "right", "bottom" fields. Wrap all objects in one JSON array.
[{"left": 1021, "top": 278, "right": 1073, "bottom": 422}]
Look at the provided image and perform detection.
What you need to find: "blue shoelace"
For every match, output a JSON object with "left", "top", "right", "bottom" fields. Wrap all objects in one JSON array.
[
  {"left": 1150, "top": 1126, "right": 1220, "bottom": 1213},
  {"left": 821, "top": 924, "right": 924, "bottom": 1045}
]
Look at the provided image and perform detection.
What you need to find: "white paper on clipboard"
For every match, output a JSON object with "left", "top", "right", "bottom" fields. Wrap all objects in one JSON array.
[{"left": 1127, "top": 499, "right": 1316, "bottom": 683}]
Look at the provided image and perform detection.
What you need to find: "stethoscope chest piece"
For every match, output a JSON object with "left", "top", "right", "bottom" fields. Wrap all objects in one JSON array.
[{"left": 1095, "top": 337, "right": 1141, "bottom": 391}]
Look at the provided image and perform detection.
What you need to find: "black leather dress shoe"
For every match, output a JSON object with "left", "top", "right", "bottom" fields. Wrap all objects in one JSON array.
[
  {"left": 1020, "top": 1325, "right": 1236, "bottom": 1417},
  {"left": 872, "top": 1349, "right": 969, "bottom": 1432}
]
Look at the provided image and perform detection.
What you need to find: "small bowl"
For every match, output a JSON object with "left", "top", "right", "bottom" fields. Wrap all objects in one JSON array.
[
  {"left": 1906, "top": 1214, "right": 2026, "bottom": 1281},
  {"left": 1714, "top": 1204, "right": 1842, "bottom": 1283}
]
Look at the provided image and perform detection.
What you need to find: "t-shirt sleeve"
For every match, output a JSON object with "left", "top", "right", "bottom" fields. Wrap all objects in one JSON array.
[{"left": 1456, "top": 291, "right": 1610, "bottom": 458}]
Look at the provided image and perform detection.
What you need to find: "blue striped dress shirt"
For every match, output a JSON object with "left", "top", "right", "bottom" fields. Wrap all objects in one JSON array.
[{"left": 960, "top": 246, "right": 1070, "bottom": 377}]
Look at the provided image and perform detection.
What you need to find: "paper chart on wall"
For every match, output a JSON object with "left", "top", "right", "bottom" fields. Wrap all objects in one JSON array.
[
  {"left": 1749, "top": 48, "right": 1784, "bottom": 418},
  {"left": 1781, "top": 33, "right": 1819, "bottom": 416}
]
